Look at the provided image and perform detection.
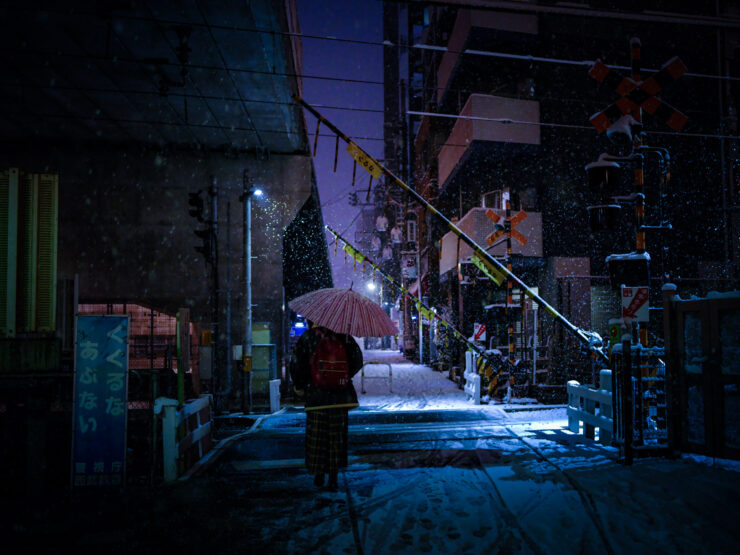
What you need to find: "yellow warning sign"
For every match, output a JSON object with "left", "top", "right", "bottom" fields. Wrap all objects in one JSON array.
[{"left": 347, "top": 141, "right": 382, "bottom": 179}]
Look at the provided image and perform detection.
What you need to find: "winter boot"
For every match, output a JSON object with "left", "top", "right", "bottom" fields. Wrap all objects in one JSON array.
[
  {"left": 313, "top": 473, "right": 325, "bottom": 488},
  {"left": 327, "top": 472, "right": 338, "bottom": 492}
]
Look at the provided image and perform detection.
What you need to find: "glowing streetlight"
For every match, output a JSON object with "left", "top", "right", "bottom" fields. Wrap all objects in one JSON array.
[{"left": 242, "top": 171, "right": 264, "bottom": 413}]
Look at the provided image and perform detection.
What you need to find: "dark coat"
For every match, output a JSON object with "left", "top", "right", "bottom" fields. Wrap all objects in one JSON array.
[{"left": 288, "top": 326, "right": 363, "bottom": 411}]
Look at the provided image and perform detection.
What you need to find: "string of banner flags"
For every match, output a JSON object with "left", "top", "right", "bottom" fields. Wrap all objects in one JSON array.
[
  {"left": 324, "top": 224, "right": 510, "bottom": 375},
  {"left": 296, "top": 95, "right": 608, "bottom": 364}
]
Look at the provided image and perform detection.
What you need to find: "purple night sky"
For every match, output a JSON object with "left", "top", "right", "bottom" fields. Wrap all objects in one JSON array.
[{"left": 297, "top": 0, "right": 384, "bottom": 290}]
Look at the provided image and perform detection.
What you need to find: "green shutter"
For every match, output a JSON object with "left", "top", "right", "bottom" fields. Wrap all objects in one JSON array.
[
  {"left": 0, "top": 169, "right": 18, "bottom": 337},
  {"left": 35, "top": 173, "right": 58, "bottom": 333},
  {"left": 17, "top": 172, "right": 38, "bottom": 332}
]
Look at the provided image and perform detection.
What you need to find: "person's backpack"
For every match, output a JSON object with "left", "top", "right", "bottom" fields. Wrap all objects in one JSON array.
[{"left": 310, "top": 328, "right": 350, "bottom": 390}]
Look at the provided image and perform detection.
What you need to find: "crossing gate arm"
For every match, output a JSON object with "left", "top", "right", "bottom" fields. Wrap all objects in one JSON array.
[
  {"left": 360, "top": 362, "right": 392, "bottom": 394},
  {"left": 295, "top": 96, "right": 608, "bottom": 364}
]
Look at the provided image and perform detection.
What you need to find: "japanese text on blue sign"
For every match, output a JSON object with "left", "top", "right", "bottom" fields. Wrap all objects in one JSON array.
[{"left": 72, "top": 315, "right": 129, "bottom": 487}]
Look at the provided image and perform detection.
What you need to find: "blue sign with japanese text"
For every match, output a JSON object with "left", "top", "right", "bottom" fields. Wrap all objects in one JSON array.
[{"left": 72, "top": 315, "right": 129, "bottom": 488}]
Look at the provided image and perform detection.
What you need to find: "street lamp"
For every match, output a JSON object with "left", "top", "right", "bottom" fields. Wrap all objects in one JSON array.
[{"left": 242, "top": 171, "right": 264, "bottom": 413}]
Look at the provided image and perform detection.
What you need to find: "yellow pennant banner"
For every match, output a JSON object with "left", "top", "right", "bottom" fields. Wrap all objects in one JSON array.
[
  {"left": 415, "top": 302, "right": 435, "bottom": 322},
  {"left": 347, "top": 141, "right": 382, "bottom": 179},
  {"left": 343, "top": 244, "right": 365, "bottom": 264},
  {"left": 471, "top": 254, "right": 506, "bottom": 286}
]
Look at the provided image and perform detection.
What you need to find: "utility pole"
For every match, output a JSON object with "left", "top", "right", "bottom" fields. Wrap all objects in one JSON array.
[
  {"left": 210, "top": 176, "right": 219, "bottom": 398},
  {"left": 188, "top": 180, "right": 218, "bottom": 397},
  {"left": 417, "top": 246, "right": 422, "bottom": 364},
  {"left": 242, "top": 170, "right": 252, "bottom": 413},
  {"left": 241, "top": 170, "right": 263, "bottom": 413}
]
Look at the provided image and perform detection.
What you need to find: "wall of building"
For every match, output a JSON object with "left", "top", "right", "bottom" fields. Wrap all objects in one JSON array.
[{"left": 0, "top": 142, "right": 315, "bottom": 404}]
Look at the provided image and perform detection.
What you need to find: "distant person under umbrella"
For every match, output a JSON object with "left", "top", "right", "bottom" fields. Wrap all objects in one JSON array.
[{"left": 289, "top": 321, "right": 363, "bottom": 491}]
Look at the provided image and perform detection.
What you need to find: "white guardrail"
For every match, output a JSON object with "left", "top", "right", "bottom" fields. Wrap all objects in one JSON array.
[
  {"left": 464, "top": 351, "right": 481, "bottom": 405},
  {"left": 154, "top": 394, "right": 214, "bottom": 482},
  {"left": 567, "top": 369, "right": 613, "bottom": 445}
]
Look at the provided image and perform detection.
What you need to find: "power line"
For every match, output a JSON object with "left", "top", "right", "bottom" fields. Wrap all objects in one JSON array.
[
  {"left": 0, "top": 49, "right": 385, "bottom": 86},
  {"left": 4, "top": 102, "right": 734, "bottom": 144},
  {"left": 4, "top": 5, "right": 737, "bottom": 82},
  {"left": 406, "top": 110, "right": 740, "bottom": 141},
  {"left": 0, "top": 81, "right": 385, "bottom": 113},
  {"left": 5, "top": 109, "right": 386, "bottom": 142},
  {"left": 413, "top": 44, "right": 740, "bottom": 83}
]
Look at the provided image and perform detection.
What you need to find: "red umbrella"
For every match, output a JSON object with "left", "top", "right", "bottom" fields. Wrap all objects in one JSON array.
[{"left": 288, "top": 287, "right": 397, "bottom": 337}]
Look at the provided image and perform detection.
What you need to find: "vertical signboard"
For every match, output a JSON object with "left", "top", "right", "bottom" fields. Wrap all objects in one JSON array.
[
  {"left": 473, "top": 323, "right": 486, "bottom": 342},
  {"left": 621, "top": 286, "right": 650, "bottom": 322},
  {"left": 72, "top": 315, "right": 129, "bottom": 488}
]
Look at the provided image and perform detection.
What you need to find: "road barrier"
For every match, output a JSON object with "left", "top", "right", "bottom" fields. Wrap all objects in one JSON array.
[
  {"left": 155, "top": 394, "right": 213, "bottom": 482},
  {"left": 567, "top": 369, "right": 613, "bottom": 444},
  {"left": 360, "top": 362, "right": 392, "bottom": 394},
  {"left": 269, "top": 379, "right": 281, "bottom": 413},
  {"left": 464, "top": 351, "right": 481, "bottom": 404}
]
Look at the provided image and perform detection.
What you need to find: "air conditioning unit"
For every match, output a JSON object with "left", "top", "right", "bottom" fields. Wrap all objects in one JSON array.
[{"left": 481, "top": 190, "right": 503, "bottom": 209}]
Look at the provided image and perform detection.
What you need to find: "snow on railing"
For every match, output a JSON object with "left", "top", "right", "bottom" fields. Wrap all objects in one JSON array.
[
  {"left": 464, "top": 351, "right": 481, "bottom": 405},
  {"left": 155, "top": 394, "right": 213, "bottom": 482},
  {"left": 567, "top": 370, "right": 613, "bottom": 445}
]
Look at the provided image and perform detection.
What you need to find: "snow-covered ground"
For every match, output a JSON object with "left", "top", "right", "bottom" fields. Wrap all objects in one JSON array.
[
  {"left": 355, "top": 349, "right": 548, "bottom": 416},
  {"left": 200, "top": 403, "right": 740, "bottom": 554},
  {"left": 20, "top": 355, "right": 738, "bottom": 553}
]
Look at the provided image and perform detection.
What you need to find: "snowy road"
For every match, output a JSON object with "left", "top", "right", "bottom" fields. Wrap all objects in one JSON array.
[
  {"left": 15, "top": 356, "right": 738, "bottom": 553},
  {"left": 205, "top": 406, "right": 739, "bottom": 554}
]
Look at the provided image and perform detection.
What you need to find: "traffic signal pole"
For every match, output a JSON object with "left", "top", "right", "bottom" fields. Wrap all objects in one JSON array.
[
  {"left": 210, "top": 177, "right": 219, "bottom": 400},
  {"left": 296, "top": 96, "right": 608, "bottom": 363},
  {"left": 631, "top": 37, "right": 649, "bottom": 348}
]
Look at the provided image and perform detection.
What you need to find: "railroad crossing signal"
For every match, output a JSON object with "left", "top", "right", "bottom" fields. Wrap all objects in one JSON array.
[
  {"left": 486, "top": 209, "right": 528, "bottom": 246},
  {"left": 589, "top": 56, "right": 688, "bottom": 132}
]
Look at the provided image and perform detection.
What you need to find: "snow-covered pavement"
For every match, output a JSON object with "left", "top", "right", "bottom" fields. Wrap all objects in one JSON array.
[
  {"left": 13, "top": 353, "right": 739, "bottom": 553},
  {"left": 354, "top": 349, "right": 540, "bottom": 412},
  {"left": 201, "top": 403, "right": 739, "bottom": 554}
]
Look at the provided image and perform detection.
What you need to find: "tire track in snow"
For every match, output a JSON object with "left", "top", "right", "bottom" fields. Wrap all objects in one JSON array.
[
  {"left": 342, "top": 470, "right": 364, "bottom": 555},
  {"left": 473, "top": 449, "right": 546, "bottom": 555},
  {"left": 504, "top": 426, "right": 616, "bottom": 555}
]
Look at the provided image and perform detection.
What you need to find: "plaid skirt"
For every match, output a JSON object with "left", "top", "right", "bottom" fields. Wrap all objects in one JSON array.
[{"left": 305, "top": 408, "right": 349, "bottom": 475}]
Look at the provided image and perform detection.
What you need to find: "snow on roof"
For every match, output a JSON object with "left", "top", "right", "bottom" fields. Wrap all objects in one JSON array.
[{"left": 605, "top": 251, "right": 651, "bottom": 262}]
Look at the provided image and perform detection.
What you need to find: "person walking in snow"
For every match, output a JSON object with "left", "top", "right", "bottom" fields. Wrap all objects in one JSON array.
[{"left": 289, "top": 321, "right": 363, "bottom": 491}]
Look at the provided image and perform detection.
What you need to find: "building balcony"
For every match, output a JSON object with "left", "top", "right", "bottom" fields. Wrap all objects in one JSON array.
[
  {"left": 437, "top": 93, "right": 540, "bottom": 193},
  {"left": 436, "top": 8, "right": 538, "bottom": 106},
  {"left": 439, "top": 206, "right": 542, "bottom": 276}
]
